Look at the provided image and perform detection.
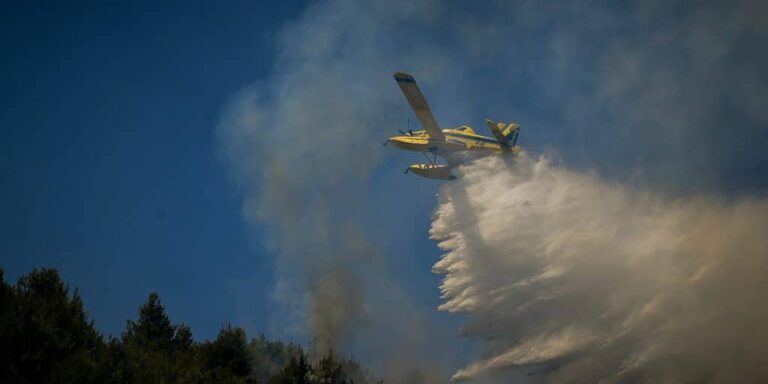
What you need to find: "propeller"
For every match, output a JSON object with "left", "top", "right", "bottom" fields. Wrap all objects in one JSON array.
[
  {"left": 385, "top": 119, "right": 414, "bottom": 147},
  {"left": 404, "top": 167, "right": 410, "bottom": 174}
]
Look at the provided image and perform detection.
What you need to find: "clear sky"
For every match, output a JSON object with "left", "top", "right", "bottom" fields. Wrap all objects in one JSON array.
[
  {"left": 0, "top": 1, "right": 312, "bottom": 339},
  {"left": 2, "top": 1, "right": 767, "bottom": 380}
]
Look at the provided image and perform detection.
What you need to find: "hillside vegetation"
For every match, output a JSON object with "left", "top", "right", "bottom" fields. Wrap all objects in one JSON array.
[{"left": 0, "top": 268, "right": 381, "bottom": 384}]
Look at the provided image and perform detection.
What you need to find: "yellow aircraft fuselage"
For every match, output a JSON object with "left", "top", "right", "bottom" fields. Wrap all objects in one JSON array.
[
  {"left": 387, "top": 126, "right": 521, "bottom": 154},
  {"left": 387, "top": 72, "right": 522, "bottom": 180}
]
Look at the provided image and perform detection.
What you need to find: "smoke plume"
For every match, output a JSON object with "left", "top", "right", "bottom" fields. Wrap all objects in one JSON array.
[
  {"left": 217, "top": 0, "right": 767, "bottom": 381},
  {"left": 432, "top": 154, "right": 768, "bottom": 382},
  {"left": 217, "top": 1, "right": 465, "bottom": 380}
]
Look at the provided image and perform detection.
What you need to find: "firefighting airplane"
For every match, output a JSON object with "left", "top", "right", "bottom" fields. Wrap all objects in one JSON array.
[{"left": 384, "top": 72, "right": 522, "bottom": 180}]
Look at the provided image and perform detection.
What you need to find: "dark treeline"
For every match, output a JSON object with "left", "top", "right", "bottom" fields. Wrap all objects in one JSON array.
[{"left": 0, "top": 268, "right": 382, "bottom": 384}]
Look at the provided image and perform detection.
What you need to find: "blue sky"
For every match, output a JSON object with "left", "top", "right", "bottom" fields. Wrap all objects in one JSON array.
[
  {"left": 2, "top": 1, "right": 766, "bottom": 380},
  {"left": 0, "top": 1, "right": 311, "bottom": 339},
  {"left": 0, "top": 1, "right": 461, "bottom": 350}
]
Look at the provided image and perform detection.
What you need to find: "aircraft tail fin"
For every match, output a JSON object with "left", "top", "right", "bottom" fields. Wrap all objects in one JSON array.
[{"left": 485, "top": 119, "right": 520, "bottom": 147}]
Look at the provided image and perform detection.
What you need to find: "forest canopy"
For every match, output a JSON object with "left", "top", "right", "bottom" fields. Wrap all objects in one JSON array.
[{"left": 0, "top": 268, "right": 381, "bottom": 384}]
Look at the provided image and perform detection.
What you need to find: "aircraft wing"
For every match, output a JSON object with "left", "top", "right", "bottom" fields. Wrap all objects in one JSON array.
[{"left": 393, "top": 72, "right": 446, "bottom": 140}]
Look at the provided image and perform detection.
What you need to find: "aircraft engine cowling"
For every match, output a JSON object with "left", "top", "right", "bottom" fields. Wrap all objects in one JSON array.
[{"left": 405, "top": 164, "right": 457, "bottom": 180}]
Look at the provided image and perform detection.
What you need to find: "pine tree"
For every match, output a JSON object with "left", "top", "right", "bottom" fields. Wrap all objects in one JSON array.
[
  {"left": 123, "top": 292, "right": 176, "bottom": 350},
  {"left": 202, "top": 324, "right": 252, "bottom": 381},
  {"left": 0, "top": 268, "right": 106, "bottom": 384},
  {"left": 270, "top": 350, "right": 310, "bottom": 384},
  {"left": 0, "top": 268, "right": 384, "bottom": 384},
  {"left": 314, "top": 350, "right": 347, "bottom": 384},
  {"left": 117, "top": 292, "right": 201, "bottom": 384}
]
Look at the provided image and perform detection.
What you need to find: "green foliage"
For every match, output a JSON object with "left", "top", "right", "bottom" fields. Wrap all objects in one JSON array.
[
  {"left": 314, "top": 351, "right": 347, "bottom": 384},
  {"left": 200, "top": 324, "right": 251, "bottom": 382},
  {"left": 249, "top": 334, "right": 305, "bottom": 382},
  {"left": 112, "top": 292, "right": 204, "bottom": 384},
  {"left": 0, "top": 268, "right": 107, "bottom": 384},
  {"left": 269, "top": 350, "right": 310, "bottom": 384},
  {"left": 124, "top": 292, "right": 175, "bottom": 345},
  {"left": 0, "top": 268, "right": 382, "bottom": 384}
]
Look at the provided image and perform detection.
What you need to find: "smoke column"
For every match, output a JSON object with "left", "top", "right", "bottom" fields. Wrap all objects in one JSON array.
[
  {"left": 218, "top": 0, "right": 767, "bottom": 381},
  {"left": 217, "top": 2, "right": 469, "bottom": 380},
  {"left": 431, "top": 154, "right": 768, "bottom": 382}
]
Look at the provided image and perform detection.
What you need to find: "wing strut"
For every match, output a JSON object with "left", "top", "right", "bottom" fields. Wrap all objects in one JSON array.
[{"left": 421, "top": 151, "right": 439, "bottom": 165}]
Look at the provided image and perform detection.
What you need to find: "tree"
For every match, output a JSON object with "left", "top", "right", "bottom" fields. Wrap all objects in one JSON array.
[
  {"left": 123, "top": 292, "right": 176, "bottom": 350},
  {"left": 0, "top": 268, "right": 106, "bottom": 384},
  {"left": 269, "top": 350, "right": 310, "bottom": 384},
  {"left": 0, "top": 269, "right": 15, "bottom": 379},
  {"left": 0, "top": 268, "right": 384, "bottom": 384},
  {"left": 201, "top": 324, "right": 252, "bottom": 382},
  {"left": 313, "top": 351, "right": 348, "bottom": 384},
  {"left": 173, "top": 323, "right": 194, "bottom": 352},
  {"left": 116, "top": 292, "right": 201, "bottom": 384}
]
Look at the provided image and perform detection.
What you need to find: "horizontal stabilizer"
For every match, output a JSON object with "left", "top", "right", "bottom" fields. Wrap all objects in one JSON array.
[{"left": 485, "top": 119, "right": 521, "bottom": 147}]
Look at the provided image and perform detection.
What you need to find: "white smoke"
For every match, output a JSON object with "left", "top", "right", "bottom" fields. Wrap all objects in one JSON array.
[
  {"left": 217, "top": 1, "right": 468, "bottom": 380},
  {"left": 431, "top": 154, "right": 768, "bottom": 382},
  {"left": 217, "top": 0, "right": 767, "bottom": 381}
]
